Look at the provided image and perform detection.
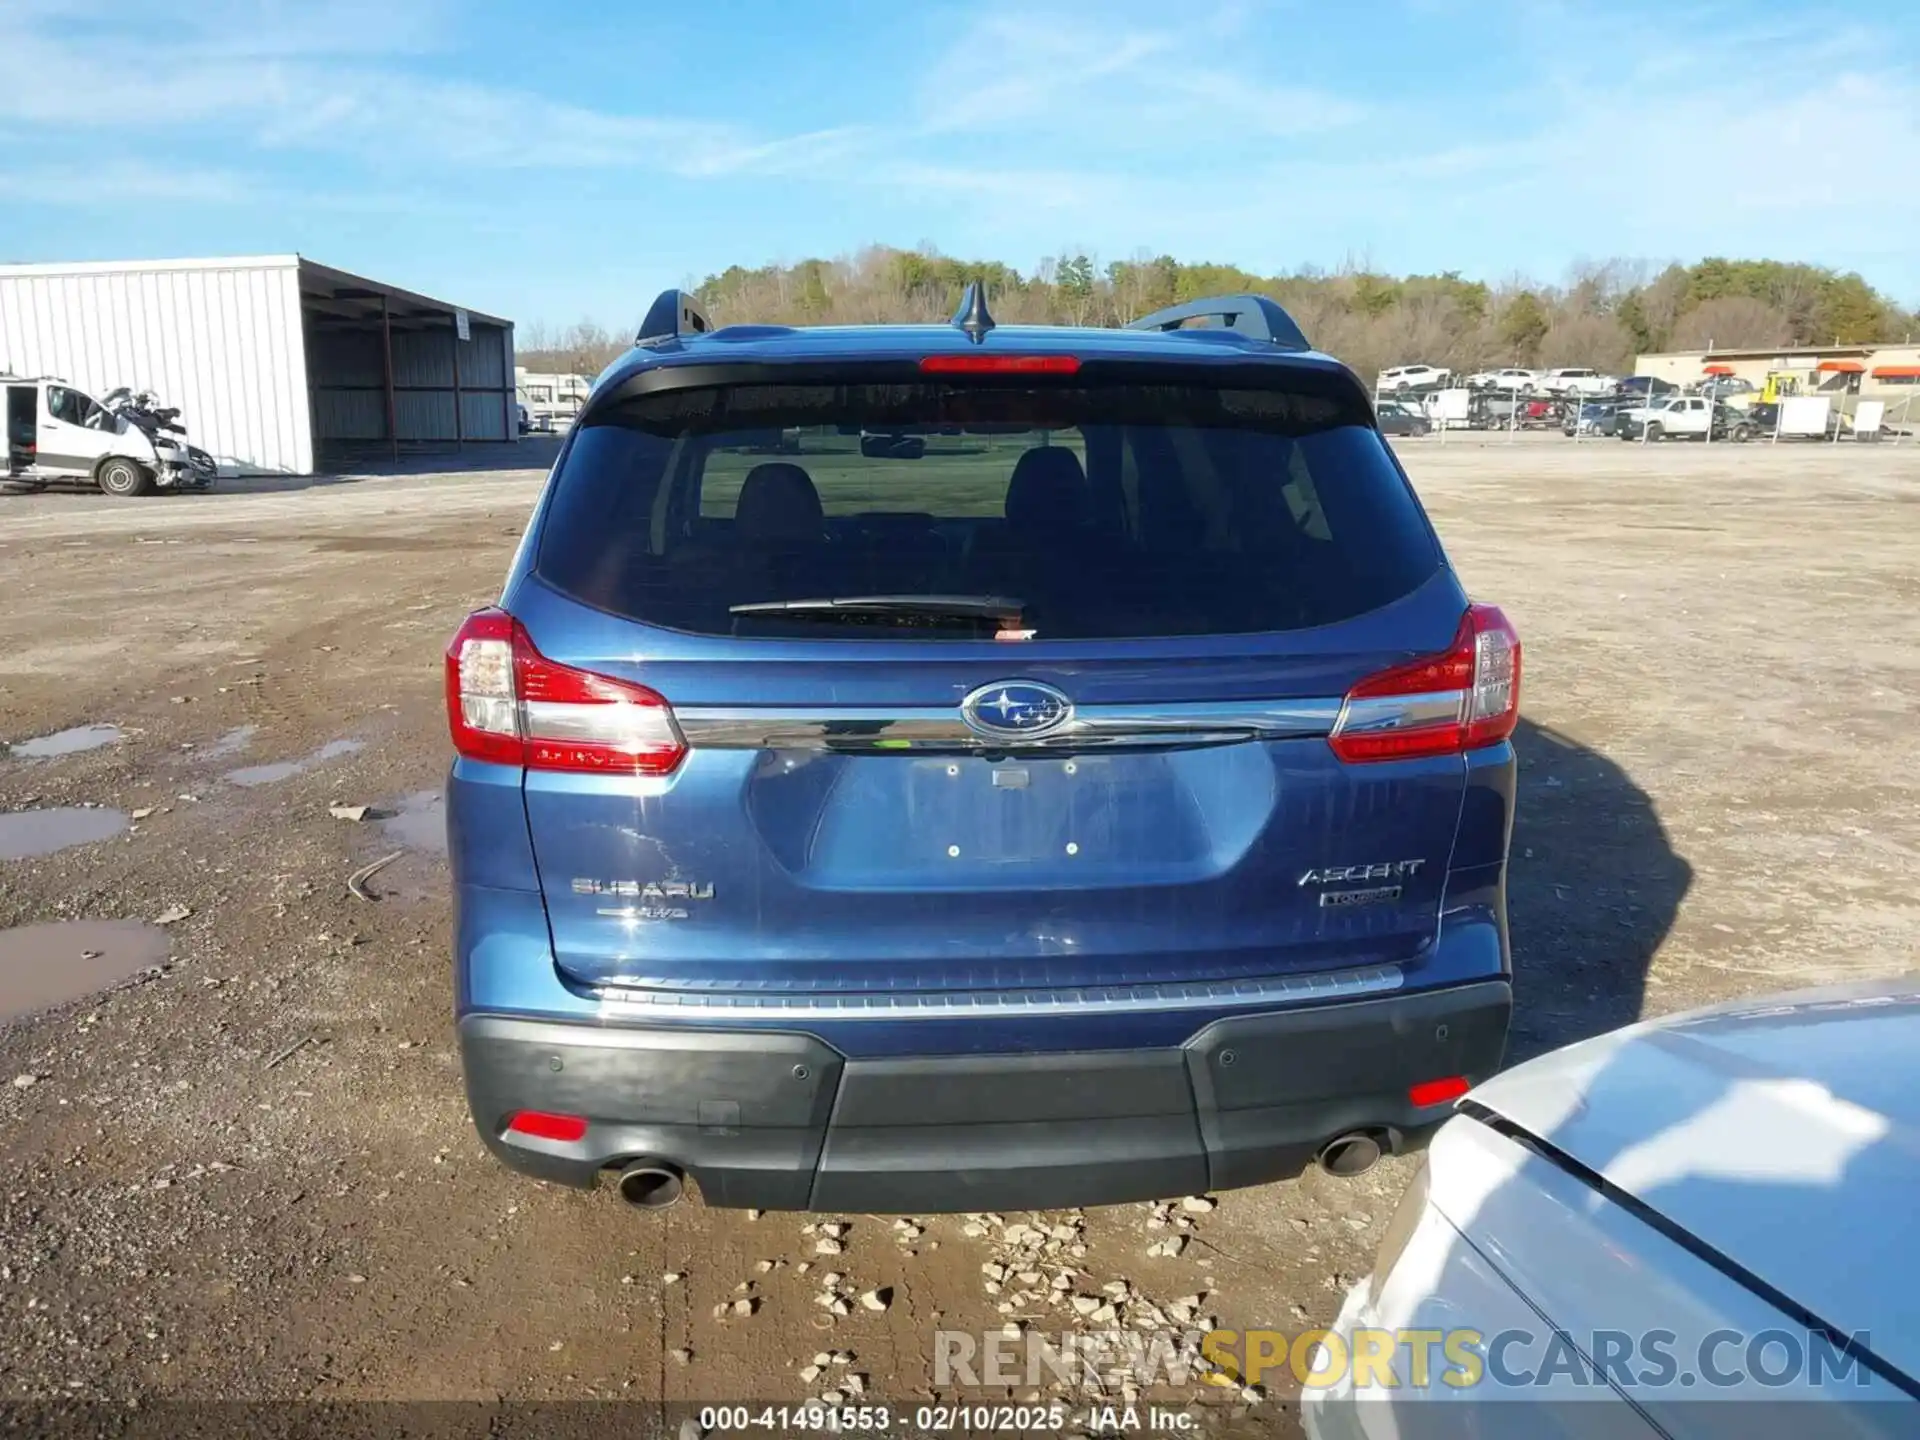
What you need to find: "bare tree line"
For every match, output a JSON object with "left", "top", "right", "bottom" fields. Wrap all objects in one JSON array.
[{"left": 516, "top": 246, "right": 1916, "bottom": 381}]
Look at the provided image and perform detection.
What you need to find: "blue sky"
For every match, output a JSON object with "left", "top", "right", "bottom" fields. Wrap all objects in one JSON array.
[{"left": 3, "top": 0, "right": 1916, "bottom": 330}]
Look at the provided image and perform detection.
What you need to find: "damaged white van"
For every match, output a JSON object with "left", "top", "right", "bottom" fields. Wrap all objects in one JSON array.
[{"left": 4, "top": 376, "right": 216, "bottom": 496}]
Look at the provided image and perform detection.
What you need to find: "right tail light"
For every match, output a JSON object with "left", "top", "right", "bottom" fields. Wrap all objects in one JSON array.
[{"left": 1328, "top": 604, "right": 1521, "bottom": 763}]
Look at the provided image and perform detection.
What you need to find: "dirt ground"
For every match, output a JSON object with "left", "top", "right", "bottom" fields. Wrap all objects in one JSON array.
[{"left": 1, "top": 435, "right": 1916, "bottom": 1429}]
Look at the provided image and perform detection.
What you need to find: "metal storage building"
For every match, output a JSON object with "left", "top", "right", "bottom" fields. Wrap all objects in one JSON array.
[{"left": 0, "top": 255, "right": 515, "bottom": 476}]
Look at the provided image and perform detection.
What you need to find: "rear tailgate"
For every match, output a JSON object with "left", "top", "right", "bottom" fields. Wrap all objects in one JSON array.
[
  {"left": 470, "top": 363, "right": 1499, "bottom": 999},
  {"left": 512, "top": 584, "right": 1473, "bottom": 995}
]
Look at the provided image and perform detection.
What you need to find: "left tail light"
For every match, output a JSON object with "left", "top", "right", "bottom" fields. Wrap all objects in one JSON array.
[
  {"left": 444, "top": 607, "right": 686, "bottom": 775},
  {"left": 1328, "top": 604, "right": 1521, "bottom": 763}
]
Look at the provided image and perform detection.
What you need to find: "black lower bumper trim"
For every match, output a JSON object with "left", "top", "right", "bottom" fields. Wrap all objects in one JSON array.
[{"left": 458, "top": 980, "right": 1510, "bottom": 1211}]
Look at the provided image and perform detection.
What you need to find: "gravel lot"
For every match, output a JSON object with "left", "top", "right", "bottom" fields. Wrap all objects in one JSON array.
[{"left": 1, "top": 436, "right": 1916, "bottom": 1428}]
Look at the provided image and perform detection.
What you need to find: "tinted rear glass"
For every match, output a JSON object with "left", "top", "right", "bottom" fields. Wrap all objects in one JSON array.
[{"left": 534, "top": 378, "right": 1440, "bottom": 641}]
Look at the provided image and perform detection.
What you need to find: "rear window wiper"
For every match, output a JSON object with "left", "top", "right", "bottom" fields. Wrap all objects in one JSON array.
[{"left": 729, "top": 595, "right": 1025, "bottom": 621}]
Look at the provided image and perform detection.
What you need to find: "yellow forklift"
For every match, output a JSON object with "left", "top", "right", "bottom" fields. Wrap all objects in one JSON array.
[{"left": 1747, "top": 369, "right": 1806, "bottom": 431}]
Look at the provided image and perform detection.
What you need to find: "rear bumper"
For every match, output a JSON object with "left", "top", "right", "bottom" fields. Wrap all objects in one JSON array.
[{"left": 459, "top": 980, "right": 1510, "bottom": 1212}]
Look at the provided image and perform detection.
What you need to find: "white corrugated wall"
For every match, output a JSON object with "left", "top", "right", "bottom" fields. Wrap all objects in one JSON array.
[{"left": 0, "top": 257, "right": 312, "bottom": 474}]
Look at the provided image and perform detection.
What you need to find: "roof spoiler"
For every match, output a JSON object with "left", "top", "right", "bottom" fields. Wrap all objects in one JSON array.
[
  {"left": 636, "top": 289, "right": 713, "bottom": 346},
  {"left": 1125, "top": 294, "right": 1310, "bottom": 351}
]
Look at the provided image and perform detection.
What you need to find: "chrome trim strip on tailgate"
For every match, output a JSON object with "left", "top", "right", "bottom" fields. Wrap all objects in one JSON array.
[
  {"left": 1331, "top": 688, "right": 1464, "bottom": 736},
  {"left": 583, "top": 963, "right": 1404, "bottom": 1020},
  {"left": 675, "top": 698, "right": 1345, "bottom": 752}
]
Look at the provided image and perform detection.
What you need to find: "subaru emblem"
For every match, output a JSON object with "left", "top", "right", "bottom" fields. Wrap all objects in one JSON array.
[{"left": 961, "top": 680, "right": 1074, "bottom": 739}]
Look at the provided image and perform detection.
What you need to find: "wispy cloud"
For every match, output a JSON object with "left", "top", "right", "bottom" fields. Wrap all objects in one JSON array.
[
  {"left": 0, "top": 159, "right": 505, "bottom": 224},
  {"left": 935, "top": 0, "right": 1920, "bottom": 281},
  {"left": 871, "top": 162, "right": 1126, "bottom": 212},
  {"left": 679, "top": 127, "right": 878, "bottom": 181},
  {"left": 915, "top": 19, "right": 1176, "bottom": 135},
  {"left": 1369, "top": 10, "right": 1920, "bottom": 266},
  {"left": 250, "top": 78, "right": 736, "bottom": 173},
  {"left": 912, "top": 7, "right": 1368, "bottom": 146},
  {"left": 0, "top": 162, "right": 256, "bottom": 206},
  {"left": 0, "top": 0, "right": 1374, "bottom": 212},
  {"left": 0, "top": 0, "right": 858, "bottom": 183},
  {"left": 2, "top": 0, "right": 1916, "bottom": 314}
]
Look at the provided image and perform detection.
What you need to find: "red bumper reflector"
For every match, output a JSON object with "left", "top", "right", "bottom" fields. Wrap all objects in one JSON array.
[
  {"left": 1408, "top": 1076, "right": 1471, "bottom": 1108},
  {"left": 506, "top": 1110, "right": 588, "bottom": 1142}
]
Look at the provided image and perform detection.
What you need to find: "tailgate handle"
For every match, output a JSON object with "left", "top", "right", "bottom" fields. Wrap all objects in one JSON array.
[{"left": 674, "top": 699, "right": 1344, "bottom": 753}]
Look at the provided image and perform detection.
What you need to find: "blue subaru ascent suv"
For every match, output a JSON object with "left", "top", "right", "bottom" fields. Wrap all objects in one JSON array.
[{"left": 447, "top": 287, "right": 1518, "bottom": 1213}]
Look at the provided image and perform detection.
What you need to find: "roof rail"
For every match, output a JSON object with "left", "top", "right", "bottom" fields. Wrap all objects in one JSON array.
[
  {"left": 635, "top": 289, "right": 713, "bottom": 346},
  {"left": 1124, "top": 294, "right": 1310, "bottom": 351}
]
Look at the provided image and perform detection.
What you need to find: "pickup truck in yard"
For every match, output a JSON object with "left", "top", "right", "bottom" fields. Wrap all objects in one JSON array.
[{"left": 1618, "top": 395, "right": 1757, "bottom": 442}]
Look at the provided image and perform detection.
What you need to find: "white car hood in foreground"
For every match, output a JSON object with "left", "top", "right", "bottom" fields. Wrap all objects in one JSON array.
[{"left": 1468, "top": 976, "right": 1920, "bottom": 1383}]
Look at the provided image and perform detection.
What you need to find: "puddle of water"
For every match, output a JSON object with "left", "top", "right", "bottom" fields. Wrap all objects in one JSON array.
[
  {"left": 9, "top": 723, "right": 123, "bottom": 759},
  {"left": 0, "top": 919, "right": 171, "bottom": 1024},
  {"left": 380, "top": 789, "right": 447, "bottom": 855},
  {"left": 0, "top": 807, "right": 131, "bottom": 860},
  {"left": 205, "top": 724, "right": 259, "bottom": 759},
  {"left": 225, "top": 737, "right": 364, "bottom": 788}
]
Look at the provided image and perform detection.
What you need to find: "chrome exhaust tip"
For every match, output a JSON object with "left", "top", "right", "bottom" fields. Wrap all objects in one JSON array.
[
  {"left": 1317, "top": 1132, "right": 1384, "bottom": 1178},
  {"left": 614, "top": 1160, "right": 685, "bottom": 1210}
]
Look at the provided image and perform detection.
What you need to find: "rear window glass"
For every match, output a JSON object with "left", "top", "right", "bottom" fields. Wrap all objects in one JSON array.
[{"left": 533, "top": 380, "right": 1439, "bottom": 641}]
